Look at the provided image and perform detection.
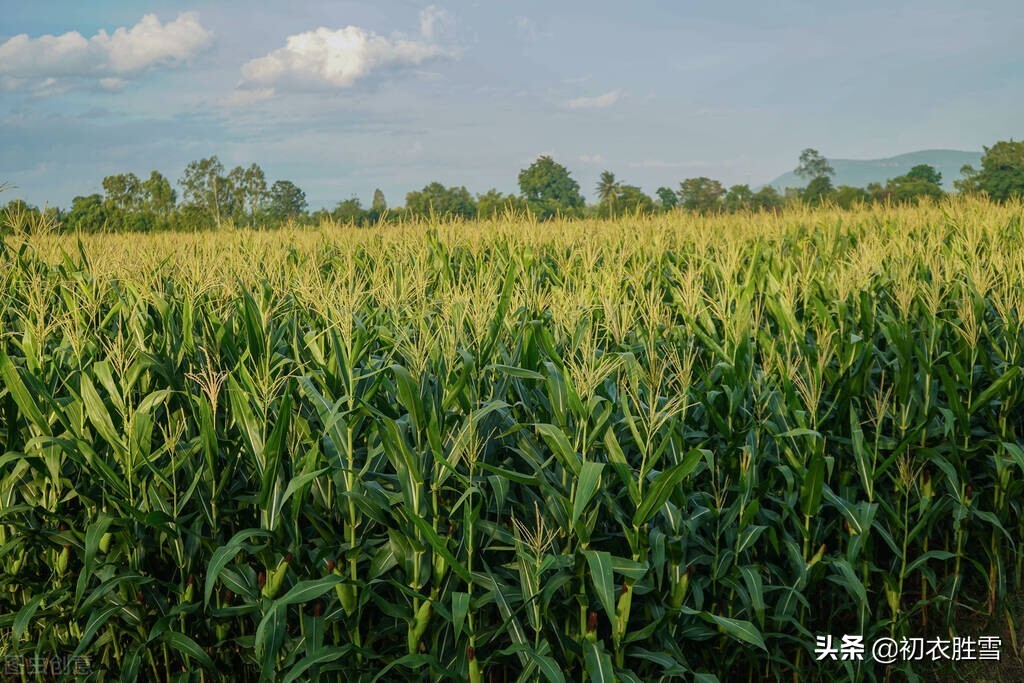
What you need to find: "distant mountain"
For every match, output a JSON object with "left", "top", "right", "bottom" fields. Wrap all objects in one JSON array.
[{"left": 765, "top": 149, "right": 982, "bottom": 191}]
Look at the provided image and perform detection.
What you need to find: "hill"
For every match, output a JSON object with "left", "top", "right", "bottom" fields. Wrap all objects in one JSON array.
[{"left": 765, "top": 149, "right": 982, "bottom": 190}]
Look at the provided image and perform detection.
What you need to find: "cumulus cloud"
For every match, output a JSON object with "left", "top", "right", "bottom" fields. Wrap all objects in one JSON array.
[
  {"left": 235, "top": 9, "right": 456, "bottom": 101},
  {"left": 0, "top": 12, "right": 213, "bottom": 92},
  {"left": 565, "top": 90, "right": 621, "bottom": 110},
  {"left": 579, "top": 154, "right": 605, "bottom": 164}
]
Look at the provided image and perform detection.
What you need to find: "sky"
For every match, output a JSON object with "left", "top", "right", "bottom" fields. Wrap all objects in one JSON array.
[{"left": 1, "top": 0, "right": 1022, "bottom": 210}]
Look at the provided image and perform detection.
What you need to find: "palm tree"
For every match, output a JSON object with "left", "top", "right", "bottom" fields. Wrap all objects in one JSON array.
[{"left": 597, "top": 170, "right": 620, "bottom": 214}]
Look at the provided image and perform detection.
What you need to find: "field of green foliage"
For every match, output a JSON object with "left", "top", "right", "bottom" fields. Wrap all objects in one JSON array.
[{"left": 1, "top": 199, "right": 1023, "bottom": 681}]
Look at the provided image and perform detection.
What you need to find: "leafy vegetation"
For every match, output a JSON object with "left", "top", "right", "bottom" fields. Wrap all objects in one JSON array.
[
  {"left": 5, "top": 140, "right": 1024, "bottom": 235},
  {"left": 1, "top": 198, "right": 1023, "bottom": 680},
  {"left": 517, "top": 155, "right": 586, "bottom": 220},
  {"left": 958, "top": 140, "right": 1024, "bottom": 201}
]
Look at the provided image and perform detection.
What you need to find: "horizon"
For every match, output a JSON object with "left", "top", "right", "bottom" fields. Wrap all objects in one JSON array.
[
  {"left": 1, "top": 1, "right": 1021, "bottom": 209},
  {"left": 0, "top": 146, "right": 989, "bottom": 211}
]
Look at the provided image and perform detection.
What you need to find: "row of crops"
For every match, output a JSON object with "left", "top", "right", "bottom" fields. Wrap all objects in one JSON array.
[{"left": 1, "top": 200, "right": 1023, "bottom": 680}]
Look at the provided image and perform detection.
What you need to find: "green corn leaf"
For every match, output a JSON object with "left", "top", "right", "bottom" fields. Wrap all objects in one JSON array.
[
  {"left": 79, "top": 374, "right": 125, "bottom": 455},
  {"left": 12, "top": 593, "right": 47, "bottom": 642},
  {"left": 632, "top": 448, "right": 703, "bottom": 527},
  {"left": 283, "top": 647, "right": 350, "bottom": 683},
  {"left": 256, "top": 603, "right": 287, "bottom": 681},
  {"left": 969, "top": 366, "right": 1020, "bottom": 415},
  {"left": 410, "top": 514, "right": 473, "bottom": 584},
  {"left": 705, "top": 613, "right": 767, "bottom": 651},
  {"left": 572, "top": 461, "right": 604, "bottom": 529},
  {"left": 452, "top": 591, "right": 470, "bottom": 642},
  {"left": 583, "top": 641, "right": 615, "bottom": 683},
  {"left": 0, "top": 348, "right": 51, "bottom": 436},
  {"left": 260, "top": 386, "right": 293, "bottom": 508},
  {"left": 536, "top": 423, "right": 581, "bottom": 476},
  {"left": 76, "top": 514, "right": 114, "bottom": 606},
  {"left": 584, "top": 549, "right": 616, "bottom": 620},
  {"left": 158, "top": 630, "right": 215, "bottom": 670},
  {"left": 827, "top": 558, "right": 867, "bottom": 606},
  {"left": 70, "top": 604, "right": 122, "bottom": 660},
  {"left": 279, "top": 467, "right": 328, "bottom": 510},
  {"left": 1003, "top": 442, "right": 1024, "bottom": 472},
  {"left": 205, "top": 529, "right": 272, "bottom": 605},
  {"left": 276, "top": 576, "right": 342, "bottom": 606},
  {"left": 603, "top": 428, "right": 640, "bottom": 506},
  {"left": 523, "top": 647, "right": 568, "bottom": 683},
  {"left": 120, "top": 647, "right": 143, "bottom": 683},
  {"left": 800, "top": 452, "right": 825, "bottom": 518}
]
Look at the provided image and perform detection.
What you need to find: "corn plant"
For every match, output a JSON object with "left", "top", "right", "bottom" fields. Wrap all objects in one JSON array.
[{"left": 1, "top": 197, "right": 1023, "bottom": 681}]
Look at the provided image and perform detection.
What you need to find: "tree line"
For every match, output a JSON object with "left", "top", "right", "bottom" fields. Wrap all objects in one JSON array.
[{"left": 4, "top": 139, "right": 1024, "bottom": 233}]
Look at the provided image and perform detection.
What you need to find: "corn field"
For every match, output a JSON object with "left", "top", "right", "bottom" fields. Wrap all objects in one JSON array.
[{"left": 2, "top": 199, "right": 1023, "bottom": 681}]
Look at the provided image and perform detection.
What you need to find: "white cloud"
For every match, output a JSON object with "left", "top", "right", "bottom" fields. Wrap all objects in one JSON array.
[
  {"left": 239, "top": 19, "right": 455, "bottom": 96},
  {"left": 579, "top": 154, "right": 605, "bottom": 164},
  {"left": 419, "top": 6, "right": 454, "bottom": 42},
  {"left": 1, "top": 76, "right": 71, "bottom": 97},
  {"left": 100, "top": 12, "right": 212, "bottom": 73},
  {"left": 0, "top": 12, "right": 212, "bottom": 92},
  {"left": 565, "top": 90, "right": 620, "bottom": 110}
]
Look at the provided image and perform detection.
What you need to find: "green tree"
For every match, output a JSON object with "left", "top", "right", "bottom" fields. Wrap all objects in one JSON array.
[
  {"left": 366, "top": 189, "right": 388, "bottom": 223},
  {"left": 476, "top": 189, "right": 525, "bottom": 218},
  {"left": 175, "top": 205, "right": 214, "bottom": 232},
  {"left": 890, "top": 178, "right": 943, "bottom": 203},
  {"left": 228, "top": 163, "right": 268, "bottom": 225},
  {"left": 906, "top": 164, "right": 942, "bottom": 186},
  {"left": 179, "top": 156, "right": 233, "bottom": 227},
  {"left": 834, "top": 185, "right": 870, "bottom": 209},
  {"left": 596, "top": 174, "right": 652, "bottom": 217},
  {"left": 751, "top": 186, "right": 783, "bottom": 211},
  {"left": 954, "top": 164, "right": 982, "bottom": 195},
  {"left": 596, "top": 170, "right": 620, "bottom": 214},
  {"left": 405, "top": 182, "right": 476, "bottom": 219},
  {"left": 970, "top": 140, "right": 1024, "bottom": 201},
  {"left": 884, "top": 168, "right": 944, "bottom": 204},
  {"left": 142, "top": 171, "right": 176, "bottom": 219},
  {"left": 66, "top": 194, "right": 116, "bottom": 232},
  {"left": 677, "top": 177, "right": 725, "bottom": 212},
  {"left": 615, "top": 185, "right": 654, "bottom": 215},
  {"left": 783, "top": 187, "right": 803, "bottom": 204},
  {"left": 655, "top": 186, "right": 678, "bottom": 211},
  {"left": 723, "top": 184, "right": 753, "bottom": 212},
  {"left": 802, "top": 176, "right": 835, "bottom": 205},
  {"left": 517, "top": 156, "right": 585, "bottom": 220},
  {"left": 864, "top": 182, "right": 887, "bottom": 203},
  {"left": 371, "top": 189, "right": 387, "bottom": 212},
  {"left": 795, "top": 148, "right": 835, "bottom": 182},
  {"left": 101, "top": 173, "right": 143, "bottom": 212},
  {"left": 333, "top": 197, "right": 366, "bottom": 224},
  {"left": 268, "top": 180, "right": 307, "bottom": 221}
]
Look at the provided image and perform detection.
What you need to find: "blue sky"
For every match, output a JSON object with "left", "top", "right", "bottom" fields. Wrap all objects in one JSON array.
[{"left": 1, "top": 1, "right": 1022, "bottom": 209}]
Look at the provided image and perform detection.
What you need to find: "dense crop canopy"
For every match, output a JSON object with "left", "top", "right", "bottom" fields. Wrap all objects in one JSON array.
[{"left": 1, "top": 199, "right": 1023, "bottom": 680}]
